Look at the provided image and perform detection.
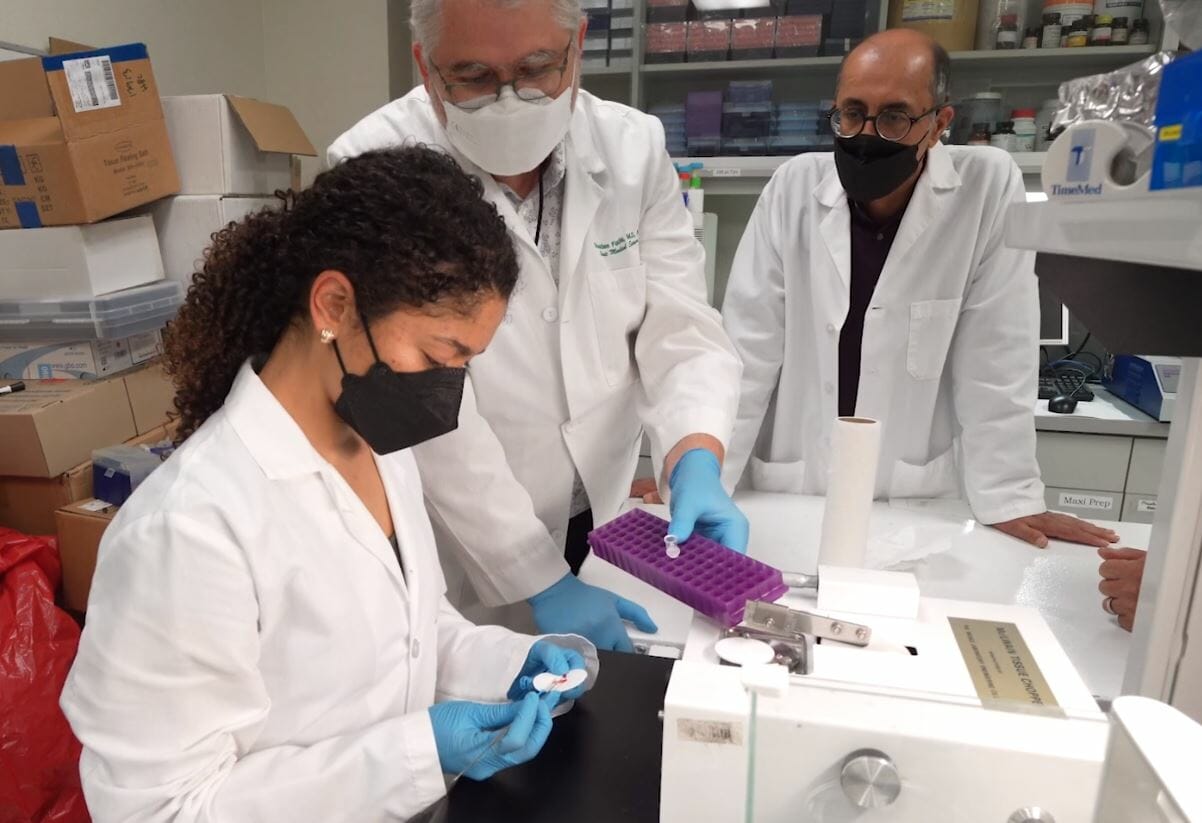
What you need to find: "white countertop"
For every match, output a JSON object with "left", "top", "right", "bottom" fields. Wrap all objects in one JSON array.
[
  {"left": 1034, "top": 386, "right": 1171, "bottom": 438},
  {"left": 580, "top": 492, "right": 1150, "bottom": 700}
]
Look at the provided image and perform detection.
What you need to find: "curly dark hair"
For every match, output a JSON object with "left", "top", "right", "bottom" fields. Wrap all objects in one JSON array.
[{"left": 163, "top": 145, "right": 518, "bottom": 442}]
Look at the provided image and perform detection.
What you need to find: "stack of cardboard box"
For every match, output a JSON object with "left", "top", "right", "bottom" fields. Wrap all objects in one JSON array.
[
  {"left": 0, "top": 39, "right": 313, "bottom": 615},
  {"left": 0, "top": 40, "right": 182, "bottom": 380},
  {"left": 148, "top": 93, "right": 316, "bottom": 286}
]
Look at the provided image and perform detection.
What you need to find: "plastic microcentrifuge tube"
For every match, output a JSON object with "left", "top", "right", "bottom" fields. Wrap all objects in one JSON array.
[{"left": 664, "top": 534, "right": 681, "bottom": 559}]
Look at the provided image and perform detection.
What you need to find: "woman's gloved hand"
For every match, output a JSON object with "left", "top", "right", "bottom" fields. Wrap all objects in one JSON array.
[
  {"left": 529, "top": 573, "right": 657, "bottom": 652},
  {"left": 667, "top": 448, "right": 750, "bottom": 553},
  {"left": 508, "top": 639, "right": 590, "bottom": 700},
  {"left": 428, "top": 691, "right": 556, "bottom": 780}
]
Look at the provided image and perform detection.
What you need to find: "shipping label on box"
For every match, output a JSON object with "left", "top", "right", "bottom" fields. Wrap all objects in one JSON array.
[{"left": 0, "top": 42, "right": 180, "bottom": 229}]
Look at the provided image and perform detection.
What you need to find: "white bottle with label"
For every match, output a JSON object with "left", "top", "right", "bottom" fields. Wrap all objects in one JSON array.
[{"left": 1012, "top": 110, "right": 1038, "bottom": 153}]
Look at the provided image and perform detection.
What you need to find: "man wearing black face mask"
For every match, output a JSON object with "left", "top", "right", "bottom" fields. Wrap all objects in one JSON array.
[{"left": 721, "top": 28, "right": 1120, "bottom": 551}]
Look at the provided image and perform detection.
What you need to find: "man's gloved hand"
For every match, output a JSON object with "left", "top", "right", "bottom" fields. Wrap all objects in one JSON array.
[
  {"left": 667, "top": 448, "right": 750, "bottom": 553},
  {"left": 529, "top": 573, "right": 657, "bottom": 652},
  {"left": 508, "top": 639, "right": 590, "bottom": 700},
  {"left": 428, "top": 691, "right": 556, "bottom": 780}
]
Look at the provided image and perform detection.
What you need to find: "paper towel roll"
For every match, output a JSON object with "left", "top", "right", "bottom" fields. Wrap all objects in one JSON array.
[{"left": 818, "top": 416, "right": 882, "bottom": 569}]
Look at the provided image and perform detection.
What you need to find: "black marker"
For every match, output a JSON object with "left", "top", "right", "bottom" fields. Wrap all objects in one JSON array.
[{"left": 0, "top": 381, "right": 26, "bottom": 396}]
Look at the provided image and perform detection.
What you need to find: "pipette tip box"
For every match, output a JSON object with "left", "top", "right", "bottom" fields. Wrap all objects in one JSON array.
[{"left": 588, "top": 508, "right": 788, "bottom": 627}]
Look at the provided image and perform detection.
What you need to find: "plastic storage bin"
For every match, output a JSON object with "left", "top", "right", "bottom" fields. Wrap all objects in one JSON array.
[
  {"left": 645, "top": 22, "right": 688, "bottom": 62},
  {"left": 686, "top": 136, "right": 723, "bottom": 156},
  {"left": 731, "top": 18, "right": 777, "bottom": 59},
  {"left": 646, "top": 0, "right": 689, "bottom": 22},
  {"left": 726, "top": 80, "right": 774, "bottom": 103},
  {"left": 0, "top": 281, "right": 184, "bottom": 343},
  {"left": 721, "top": 137, "right": 770, "bottom": 155},
  {"left": 687, "top": 20, "right": 732, "bottom": 62},
  {"left": 775, "top": 14, "right": 823, "bottom": 56},
  {"left": 686, "top": 90, "right": 724, "bottom": 139},
  {"left": 723, "top": 102, "right": 773, "bottom": 138}
]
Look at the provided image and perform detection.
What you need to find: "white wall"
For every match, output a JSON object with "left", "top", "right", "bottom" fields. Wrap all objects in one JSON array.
[
  {"left": 4, "top": 0, "right": 268, "bottom": 97},
  {"left": 261, "top": 0, "right": 392, "bottom": 185}
]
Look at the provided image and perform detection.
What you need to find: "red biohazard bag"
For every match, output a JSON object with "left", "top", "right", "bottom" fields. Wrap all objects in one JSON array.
[{"left": 0, "top": 528, "right": 89, "bottom": 823}]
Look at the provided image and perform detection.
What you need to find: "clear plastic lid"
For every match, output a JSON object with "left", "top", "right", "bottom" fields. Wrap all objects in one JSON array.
[{"left": 0, "top": 281, "right": 184, "bottom": 342}]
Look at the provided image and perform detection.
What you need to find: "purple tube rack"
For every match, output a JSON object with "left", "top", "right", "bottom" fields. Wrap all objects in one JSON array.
[{"left": 588, "top": 508, "right": 789, "bottom": 627}]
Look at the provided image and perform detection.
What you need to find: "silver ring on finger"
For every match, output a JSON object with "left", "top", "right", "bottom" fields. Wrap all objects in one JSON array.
[{"left": 1103, "top": 596, "right": 1117, "bottom": 615}]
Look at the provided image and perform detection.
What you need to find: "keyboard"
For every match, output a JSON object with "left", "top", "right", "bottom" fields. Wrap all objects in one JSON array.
[{"left": 1038, "top": 373, "right": 1095, "bottom": 402}]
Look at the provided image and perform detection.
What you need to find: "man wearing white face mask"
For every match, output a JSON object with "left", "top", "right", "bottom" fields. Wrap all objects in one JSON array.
[{"left": 328, "top": 0, "right": 745, "bottom": 652}]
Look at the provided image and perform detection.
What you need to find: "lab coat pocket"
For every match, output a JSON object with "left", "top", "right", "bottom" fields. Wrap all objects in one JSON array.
[
  {"left": 906, "top": 299, "right": 963, "bottom": 381},
  {"left": 888, "top": 447, "right": 961, "bottom": 499},
  {"left": 749, "top": 456, "right": 807, "bottom": 494},
  {"left": 587, "top": 264, "right": 647, "bottom": 387}
]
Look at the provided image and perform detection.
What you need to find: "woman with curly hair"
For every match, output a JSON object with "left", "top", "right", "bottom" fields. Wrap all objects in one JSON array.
[{"left": 60, "top": 146, "right": 597, "bottom": 822}]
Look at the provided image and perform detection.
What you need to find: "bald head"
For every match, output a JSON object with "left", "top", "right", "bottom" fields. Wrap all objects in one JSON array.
[{"left": 837, "top": 29, "right": 950, "bottom": 107}]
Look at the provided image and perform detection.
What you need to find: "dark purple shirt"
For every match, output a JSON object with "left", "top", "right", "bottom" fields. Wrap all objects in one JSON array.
[{"left": 838, "top": 201, "right": 905, "bottom": 417}]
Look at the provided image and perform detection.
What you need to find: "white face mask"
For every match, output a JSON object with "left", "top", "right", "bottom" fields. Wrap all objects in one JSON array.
[{"left": 439, "top": 68, "right": 576, "bottom": 177}]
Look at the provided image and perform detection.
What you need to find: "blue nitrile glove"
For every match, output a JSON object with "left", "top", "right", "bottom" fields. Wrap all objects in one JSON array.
[
  {"left": 428, "top": 691, "right": 556, "bottom": 780},
  {"left": 529, "top": 573, "right": 658, "bottom": 653},
  {"left": 509, "top": 639, "right": 590, "bottom": 701},
  {"left": 668, "top": 448, "right": 750, "bottom": 553}
]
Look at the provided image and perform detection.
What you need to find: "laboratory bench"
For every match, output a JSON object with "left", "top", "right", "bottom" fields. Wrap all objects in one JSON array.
[
  {"left": 1034, "top": 386, "right": 1170, "bottom": 524},
  {"left": 581, "top": 493, "right": 1146, "bottom": 701}
]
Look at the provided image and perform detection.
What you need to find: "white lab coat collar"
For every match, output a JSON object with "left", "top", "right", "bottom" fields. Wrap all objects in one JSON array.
[
  {"left": 813, "top": 140, "right": 961, "bottom": 208},
  {"left": 223, "top": 361, "right": 325, "bottom": 481}
]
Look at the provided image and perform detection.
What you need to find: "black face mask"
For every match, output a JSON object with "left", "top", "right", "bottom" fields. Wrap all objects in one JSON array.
[
  {"left": 332, "top": 320, "right": 466, "bottom": 455},
  {"left": 833, "top": 133, "right": 924, "bottom": 203}
]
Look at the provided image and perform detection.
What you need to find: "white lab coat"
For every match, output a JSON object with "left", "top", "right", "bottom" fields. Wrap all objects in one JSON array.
[
  {"left": 722, "top": 144, "right": 1046, "bottom": 525},
  {"left": 328, "top": 88, "right": 741, "bottom": 605},
  {"left": 60, "top": 363, "right": 597, "bottom": 823}
]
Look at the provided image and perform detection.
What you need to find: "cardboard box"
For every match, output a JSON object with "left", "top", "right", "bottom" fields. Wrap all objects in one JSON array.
[
  {"left": 0, "top": 330, "right": 161, "bottom": 379},
  {"left": 55, "top": 498, "right": 117, "bottom": 613},
  {"left": 145, "top": 195, "right": 277, "bottom": 284},
  {"left": 0, "top": 362, "right": 173, "bottom": 477},
  {"left": 161, "top": 95, "right": 316, "bottom": 195},
  {"left": 0, "top": 42, "right": 180, "bottom": 229},
  {"left": 123, "top": 361, "right": 175, "bottom": 435},
  {"left": 0, "top": 214, "right": 164, "bottom": 298},
  {"left": 0, "top": 460, "right": 92, "bottom": 535},
  {"left": 0, "top": 421, "right": 171, "bottom": 535}
]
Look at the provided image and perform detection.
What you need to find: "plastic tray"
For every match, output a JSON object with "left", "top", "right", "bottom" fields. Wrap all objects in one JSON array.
[
  {"left": 588, "top": 508, "right": 788, "bottom": 627},
  {"left": 0, "top": 281, "right": 184, "bottom": 342}
]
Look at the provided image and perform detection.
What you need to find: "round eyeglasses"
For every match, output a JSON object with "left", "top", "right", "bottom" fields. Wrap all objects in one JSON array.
[{"left": 826, "top": 106, "right": 939, "bottom": 142}]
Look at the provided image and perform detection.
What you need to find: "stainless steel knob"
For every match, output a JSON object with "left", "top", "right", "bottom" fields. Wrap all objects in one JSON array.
[
  {"left": 1008, "top": 809, "right": 1056, "bottom": 823},
  {"left": 840, "top": 749, "right": 901, "bottom": 809}
]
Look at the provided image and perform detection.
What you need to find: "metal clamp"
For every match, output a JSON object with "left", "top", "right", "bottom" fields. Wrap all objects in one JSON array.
[{"left": 742, "top": 599, "right": 873, "bottom": 647}]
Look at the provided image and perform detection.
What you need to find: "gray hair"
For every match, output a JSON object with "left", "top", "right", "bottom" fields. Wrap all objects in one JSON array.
[{"left": 412, "top": 0, "right": 584, "bottom": 51}]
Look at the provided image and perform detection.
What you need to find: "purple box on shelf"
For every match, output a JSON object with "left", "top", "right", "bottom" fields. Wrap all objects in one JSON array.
[
  {"left": 686, "top": 90, "right": 724, "bottom": 138},
  {"left": 588, "top": 508, "right": 789, "bottom": 627}
]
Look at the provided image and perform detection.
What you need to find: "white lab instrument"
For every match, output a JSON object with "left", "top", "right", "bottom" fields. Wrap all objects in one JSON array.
[
  {"left": 330, "top": 87, "right": 740, "bottom": 608},
  {"left": 817, "top": 417, "right": 880, "bottom": 569},
  {"left": 662, "top": 594, "right": 1110, "bottom": 822},
  {"left": 1042, "top": 120, "right": 1156, "bottom": 201},
  {"left": 722, "top": 144, "right": 1045, "bottom": 527}
]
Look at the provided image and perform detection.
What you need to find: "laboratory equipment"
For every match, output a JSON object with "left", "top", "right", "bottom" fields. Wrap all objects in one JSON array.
[
  {"left": 1105, "top": 354, "right": 1180, "bottom": 422},
  {"left": 661, "top": 595, "right": 1111, "bottom": 821},
  {"left": 588, "top": 508, "right": 788, "bottom": 627}
]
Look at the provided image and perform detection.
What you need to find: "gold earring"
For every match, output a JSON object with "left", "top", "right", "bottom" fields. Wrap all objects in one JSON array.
[{"left": 320, "top": 329, "right": 335, "bottom": 344}]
